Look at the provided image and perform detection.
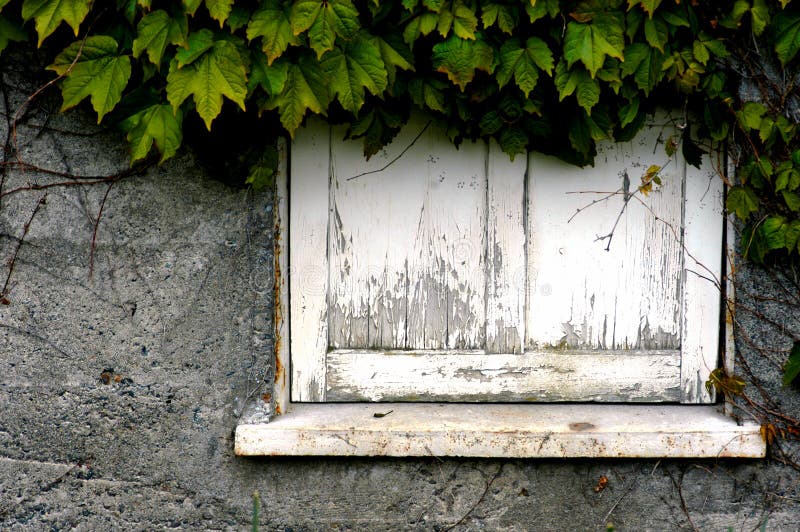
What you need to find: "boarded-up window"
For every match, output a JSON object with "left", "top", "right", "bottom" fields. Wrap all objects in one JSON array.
[{"left": 289, "top": 116, "right": 723, "bottom": 404}]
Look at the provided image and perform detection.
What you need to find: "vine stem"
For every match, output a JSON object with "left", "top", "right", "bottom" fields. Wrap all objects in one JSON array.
[
  {"left": 88, "top": 182, "right": 114, "bottom": 280},
  {"left": 1, "top": 193, "right": 47, "bottom": 303},
  {"left": 10, "top": 35, "right": 89, "bottom": 156},
  {"left": 442, "top": 463, "right": 503, "bottom": 532},
  {"left": 345, "top": 121, "right": 431, "bottom": 181}
]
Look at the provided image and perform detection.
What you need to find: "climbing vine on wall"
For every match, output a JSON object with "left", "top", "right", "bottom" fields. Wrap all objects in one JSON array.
[{"left": 1, "top": 0, "right": 800, "bottom": 386}]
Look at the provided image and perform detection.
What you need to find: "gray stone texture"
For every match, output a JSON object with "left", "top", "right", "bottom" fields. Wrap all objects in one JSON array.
[{"left": 1, "top": 49, "right": 799, "bottom": 531}]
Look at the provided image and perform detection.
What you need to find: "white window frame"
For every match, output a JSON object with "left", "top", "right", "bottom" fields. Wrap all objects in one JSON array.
[{"left": 235, "top": 125, "right": 765, "bottom": 458}]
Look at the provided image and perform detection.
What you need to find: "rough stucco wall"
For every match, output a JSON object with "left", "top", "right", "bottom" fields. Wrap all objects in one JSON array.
[{"left": 0, "top": 51, "right": 799, "bottom": 531}]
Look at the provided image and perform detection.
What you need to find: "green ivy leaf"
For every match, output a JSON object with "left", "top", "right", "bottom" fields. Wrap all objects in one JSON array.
[
  {"left": 595, "top": 57, "right": 621, "bottom": 92},
  {"left": 751, "top": 0, "right": 770, "bottom": 36},
  {"left": 407, "top": 77, "right": 447, "bottom": 112},
  {"left": 248, "top": 54, "right": 288, "bottom": 95},
  {"left": 266, "top": 54, "right": 330, "bottom": 135},
  {"left": 692, "top": 39, "right": 710, "bottom": 65},
  {"left": 618, "top": 98, "right": 640, "bottom": 128},
  {"left": 481, "top": 3, "right": 517, "bottom": 34},
  {"left": 0, "top": 16, "right": 27, "bottom": 55},
  {"left": 720, "top": 0, "right": 751, "bottom": 29},
  {"left": 643, "top": 15, "right": 668, "bottom": 52},
  {"left": 166, "top": 40, "right": 247, "bottom": 129},
  {"left": 438, "top": 1, "right": 478, "bottom": 40},
  {"left": 777, "top": 115, "right": 795, "bottom": 143},
  {"left": 133, "top": 10, "right": 189, "bottom": 67},
  {"left": 680, "top": 126, "right": 704, "bottom": 168},
  {"left": 785, "top": 220, "right": 800, "bottom": 252},
  {"left": 226, "top": 6, "right": 251, "bottom": 31},
  {"left": 246, "top": 145, "right": 278, "bottom": 190},
  {"left": 564, "top": 11, "right": 625, "bottom": 77},
  {"left": 247, "top": 0, "right": 298, "bottom": 65},
  {"left": 403, "top": 11, "right": 438, "bottom": 45},
  {"left": 290, "top": 0, "right": 360, "bottom": 59},
  {"left": 497, "top": 37, "right": 553, "bottom": 97},
  {"left": 744, "top": 216, "right": 791, "bottom": 262},
  {"left": 48, "top": 36, "right": 131, "bottom": 123},
  {"left": 22, "top": 0, "right": 90, "bottom": 46},
  {"left": 762, "top": 216, "right": 789, "bottom": 250},
  {"left": 702, "top": 70, "right": 726, "bottom": 98},
  {"left": 774, "top": 10, "right": 800, "bottom": 65},
  {"left": 321, "top": 35, "right": 387, "bottom": 113},
  {"left": 423, "top": 0, "right": 444, "bottom": 12},
  {"left": 431, "top": 35, "right": 494, "bottom": 91},
  {"left": 498, "top": 126, "right": 527, "bottom": 160},
  {"left": 739, "top": 102, "right": 767, "bottom": 130},
  {"left": 568, "top": 111, "right": 593, "bottom": 160},
  {"left": 183, "top": 0, "right": 203, "bottom": 16},
  {"left": 784, "top": 341, "right": 800, "bottom": 386},
  {"left": 620, "top": 43, "right": 663, "bottom": 95},
  {"left": 525, "top": 0, "right": 559, "bottom": 23},
  {"left": 628, "top": 0, "right": 663, "bottom": 18},
  {"left": 479, "top": 111, "right": 503, "bottom": 135},
  {"left": 175, "top": 29, "right": 215, "bottom": 67},
  {"left": 658, "top": 7, "right": 689, "bottom": 28},
  {"left": 347, "top": 106, "right": 404, "bottom": 159},
  {"left": 727, "top": 185, "right": 760, "bottom": 219},
  {"left": 373, "top": 34, "right": 414, "bottom": 86},
  {"left": 205, "top": 0, "right": 233, "bottom": 27},
  {"left": 783, "top": 190, "right": 800, "bottom": 211},
  {"left": 554, "top": 61, "right": 600, "bottom": 112},
  {"left": 121, "top": 104, "right": 183, "bottom": 163},
  {"left": 776, "top": 166, "right": 800, "bottom": 192},
  {"left": 698, "top": 32, "right": 729, "bottom": 59}
]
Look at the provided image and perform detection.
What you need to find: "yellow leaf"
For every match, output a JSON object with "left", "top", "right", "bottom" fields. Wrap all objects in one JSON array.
[{"left": 642, "top": 164, "right": 660, "bottom": 182}]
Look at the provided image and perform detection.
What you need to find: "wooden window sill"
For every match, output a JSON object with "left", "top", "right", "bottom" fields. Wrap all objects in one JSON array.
[{"left": 235, "top": 403, "right": 765, "bottom": 458}]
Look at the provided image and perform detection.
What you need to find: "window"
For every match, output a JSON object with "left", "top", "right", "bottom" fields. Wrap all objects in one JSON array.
[{"left": 235, "top": 115, "right": 765, "bottom": 458}]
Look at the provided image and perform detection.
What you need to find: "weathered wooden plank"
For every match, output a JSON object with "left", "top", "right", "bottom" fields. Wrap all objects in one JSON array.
[
  {"left": 326, "top": 349, "right": 681, "bottom": 402},
  {"left": 327, "top": 119, "right": 432, "bottom": 349},
  {"left": 290, "top": 121, "right": 330, "bottom": 401},
  {"left": 235, "top": 403, "right": 765, "bottom": 458},
  {"left": 290, "top": 115, "right": 725, "bottom": 404},
  {"left": 327, "top": 138, "right": 370, "bottom": 348},
  {"left": 680, "top": 152, "right": 724, "bottom": 403},
  {"left": 406, "top": 127, "right": 487, "bottom": 349},
  {"left": 526, "top": 123, "right": 684, "bottom": 351},
  {"left": 273, "top": 137, "right": 290, "bottom": 414},
  {"left": 485, "top": 140, "right": 527, "bottom": 353}
]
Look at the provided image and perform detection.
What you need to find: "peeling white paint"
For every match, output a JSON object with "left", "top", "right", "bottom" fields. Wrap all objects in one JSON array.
[
  {"left": 289, "top": 116, "right": 723, "bottom": 404},
  {"left": 327, "top": 349, "right": 681, "bottom": 402},
  {"left": 526, "top": 124, "right": 684, "bottom": 351}
]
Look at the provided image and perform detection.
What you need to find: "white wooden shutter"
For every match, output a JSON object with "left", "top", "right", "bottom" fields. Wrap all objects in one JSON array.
[{"left": 289, "top": 116, "right": 723, "bottom": 403}]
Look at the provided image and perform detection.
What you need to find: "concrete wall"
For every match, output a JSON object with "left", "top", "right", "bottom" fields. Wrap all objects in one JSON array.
[{"left": 1, "top": 52, "right": 799, "bottom": 530}]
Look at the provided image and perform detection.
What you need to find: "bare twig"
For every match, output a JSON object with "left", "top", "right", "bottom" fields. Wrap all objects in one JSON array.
[
  {"left": 442, "top": 463, "right": 503, "bottom": 532},
  {"left": 667, "top": 470, "right": 699, "bottom": 532},
  {"left": 601, "top": 480, "right": 636, "bottom": 526},
  {"left": 1, "top": 193, "right": 46, "bottom": 302},
  {"left": 566, "top": 190, "right": 620, "bottom": 223},
  {"left": 11, "top": 35, "right": 89, "bottom": 155},
  {"left": 88, "top": 181, "right": 114, "bottom": 279},
  {"left": 345, "top": 121, "right": 431, "bottom": 181}
]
